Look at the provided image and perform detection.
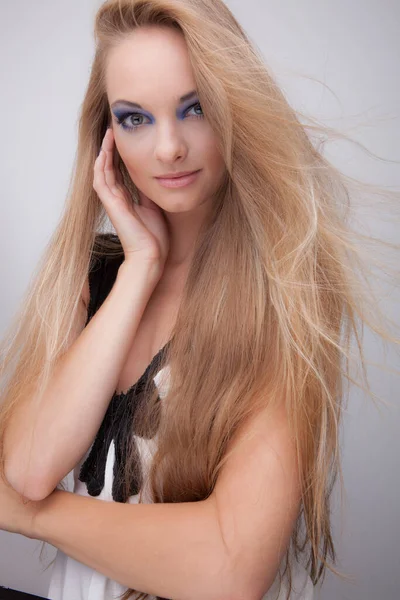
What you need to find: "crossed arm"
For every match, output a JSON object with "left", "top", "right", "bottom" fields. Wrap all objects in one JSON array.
[{"left": 33, "top": 402, "right": 302, "bottom": 600}]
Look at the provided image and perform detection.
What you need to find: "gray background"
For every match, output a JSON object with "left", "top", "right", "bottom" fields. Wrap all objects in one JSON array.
[{"left": 1, "top": 1, "right": 399, "bottom": 598}]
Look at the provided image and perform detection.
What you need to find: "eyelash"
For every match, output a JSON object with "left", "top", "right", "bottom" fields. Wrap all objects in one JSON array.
[{"left": 115, "top": 101, "right": 204, "bottom": 132}]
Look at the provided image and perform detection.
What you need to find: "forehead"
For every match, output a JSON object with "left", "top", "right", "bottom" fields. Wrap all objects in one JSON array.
[{"left": 105, "top": 26, "right": 196, "bottom": 102}]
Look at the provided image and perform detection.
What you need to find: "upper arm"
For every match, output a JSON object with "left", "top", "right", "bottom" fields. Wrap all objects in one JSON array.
[{"left": 210, "top": 402, "right": 302, "bottom": 599}]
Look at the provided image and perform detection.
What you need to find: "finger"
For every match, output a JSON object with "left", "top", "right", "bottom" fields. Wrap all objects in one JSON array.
[
  {"left": 109, "top": 127, "right": 124, "bottom": 183},
  {"left": 93, "top": 150, "right": 116, "bottom": 204},
  {"left": 113, "top": 147, "right": 125, "bottom": 188},
  {"left": 95, "top": 149, "right": 129, "bottom": 210},
  {"left": 107, "top": 129, "right": 126, "bottom": 195},
  {"left": 103, "top": 129, "right": 117, "bottom": 191}
]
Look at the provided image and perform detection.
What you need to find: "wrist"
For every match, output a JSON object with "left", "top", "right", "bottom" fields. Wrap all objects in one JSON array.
[{"left": 118, "top": 256, "right": 163, "bottom": 285}]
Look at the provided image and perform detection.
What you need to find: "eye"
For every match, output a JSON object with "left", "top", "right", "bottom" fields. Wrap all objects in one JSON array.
[
  {"left": 185, "top": 101, "right": 204, "bottom": 119},
  {"left": 116, "top": 112, "right": 151, "bottom": 132},
  {"left": 114, "top": 101, "right": 204, "bottom": 133}
]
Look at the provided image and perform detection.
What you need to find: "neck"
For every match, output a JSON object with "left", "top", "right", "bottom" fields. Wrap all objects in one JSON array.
[{"left": 162, "top": 197, "right": 213, "bottom": 269}]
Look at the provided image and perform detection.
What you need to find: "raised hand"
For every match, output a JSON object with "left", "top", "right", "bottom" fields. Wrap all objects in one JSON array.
[{"left": 93, "top": 127, "right": 170, "bottom": 270}]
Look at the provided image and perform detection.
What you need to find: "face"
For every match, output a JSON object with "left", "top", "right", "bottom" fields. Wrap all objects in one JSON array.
[{"left": 105, "top": 26, "right": 226, "bottom": 214}]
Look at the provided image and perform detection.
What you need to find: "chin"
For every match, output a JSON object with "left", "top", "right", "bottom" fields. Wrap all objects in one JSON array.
[
  {"left": 159, "top": 202, "right": 195, "bottom": 214},
  {"left": 149, "top": 193, "right": 198, "bottom": 213}
]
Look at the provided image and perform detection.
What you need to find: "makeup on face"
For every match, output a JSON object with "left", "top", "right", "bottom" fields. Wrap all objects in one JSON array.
[{"left": 110, "top": 90, "right": 204, "bottom": 133}]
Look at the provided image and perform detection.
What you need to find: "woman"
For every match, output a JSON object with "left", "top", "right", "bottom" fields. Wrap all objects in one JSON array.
[{"left": 0, "top": 1, "right": 398, "bottom": 599}]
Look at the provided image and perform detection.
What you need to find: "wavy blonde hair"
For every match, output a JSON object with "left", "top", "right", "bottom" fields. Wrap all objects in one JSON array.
[{"left": 1, "top": 1, "right": 399, "bottom": 599}]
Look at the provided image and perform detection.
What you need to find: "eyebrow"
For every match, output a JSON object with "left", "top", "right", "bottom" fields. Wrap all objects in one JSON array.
[{"left": 110, "top": 90, "right": 198, "bottom": 110}]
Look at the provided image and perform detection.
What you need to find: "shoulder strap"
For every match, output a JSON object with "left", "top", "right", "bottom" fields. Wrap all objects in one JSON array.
[{"left": 85, "top": 233, "right": 124, "bottom": 326}]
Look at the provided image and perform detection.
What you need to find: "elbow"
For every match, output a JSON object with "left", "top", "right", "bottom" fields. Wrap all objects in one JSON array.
[
  {"left": 220, "top": 559, "right": 279, "bottom": 600},
  {"left": 204, "top": 499, "right": 266, "bottom": 600},
  {"left": 209, "top": 541, "right": 277, "bottom": 600},
  {"left": 216, "top": 570, "right": 274, "bottom": 600},
  {"left": 19, "top": 474, "right": 56, "bottom": 502},
  {"left": 20, "top": 482, "right": 54, "bottom": 502},
  {"left": 221, "top": 574, "right": 268, "bottom": 600},
  {"left": 209, "top": 577, "right": 264, "bottom": 600},
  {"left": 204, "top": 548, "right": 265, "bottom": 600},
  {"left": 3, "top": 459, "right": 53, "bottom": 502}
]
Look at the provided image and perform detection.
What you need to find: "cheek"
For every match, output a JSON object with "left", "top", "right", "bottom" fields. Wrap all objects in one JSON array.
[
  {"left": 203, "top": 138, "right": 225, "bottom": 177},
  {"left": 198, "top": 128, "right": 223, "bottom": 164},
  {"left": 113, "top": 131, "right": 145, "bottom": 175},
  {"left": 119, "top": 147, "right": 147, "bottom": 181}
]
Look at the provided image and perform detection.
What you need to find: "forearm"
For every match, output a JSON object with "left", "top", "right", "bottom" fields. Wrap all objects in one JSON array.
[
  {"left": 4, "top": 259, "right": 160, "bottom": 501},
  {"left": 33, "top": 490, "right": 236, "bottom": 600}
]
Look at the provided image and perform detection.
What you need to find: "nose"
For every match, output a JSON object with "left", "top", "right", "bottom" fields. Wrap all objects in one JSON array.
[{"left": 153, "top": 121, "right": 188, "bottom": 164}]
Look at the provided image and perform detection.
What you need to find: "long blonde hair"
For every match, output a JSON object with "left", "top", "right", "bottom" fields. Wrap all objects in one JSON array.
[{"left": 1, "top": 1, "right": 399, "bottom": 599}]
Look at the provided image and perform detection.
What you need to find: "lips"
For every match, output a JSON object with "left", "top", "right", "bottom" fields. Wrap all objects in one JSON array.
[
  {"left": 155, "top": 169, "right": 201, "bottom": 188},
  {"left": 156, "top": 170, "right": 199, "bottom": 179}
]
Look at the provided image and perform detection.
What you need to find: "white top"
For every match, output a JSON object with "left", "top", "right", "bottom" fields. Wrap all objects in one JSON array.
[{"left": 47, "top": 365, "right": 314, "bottom": 600}]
